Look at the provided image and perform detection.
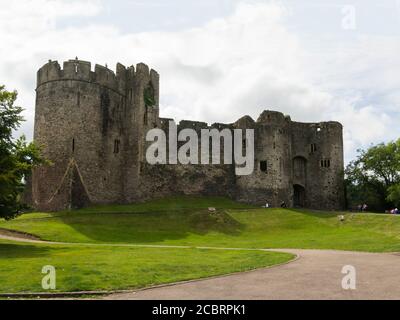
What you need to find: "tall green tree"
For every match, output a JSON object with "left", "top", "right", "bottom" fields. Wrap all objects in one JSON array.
[
  {"left": 387, "top": 184, "right": 400, "bottom": 207},
  {"left": 0, "top": 85, "right": 46, "bottom": 219},
  {"left": 345, "top": 139, "right": 400, "bottom": 211}
]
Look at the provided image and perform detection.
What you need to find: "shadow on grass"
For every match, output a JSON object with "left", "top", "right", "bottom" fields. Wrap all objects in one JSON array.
[
  {"left": 287, "top": 208, "right": 338, "bottom": 219},
  {"left": 0, "top": 243, "right": 52, "bottom": 259},
  {"left": 57, "top": 208, "right": 245, "bottom": 243}
]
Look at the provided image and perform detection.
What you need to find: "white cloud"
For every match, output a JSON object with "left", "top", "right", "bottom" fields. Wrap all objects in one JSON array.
[
  {"left": 1, "top": 0, "right": 399, "bottom": 164},
  {"left": 0, "top": 0, "right": 101, "bottom": 34}
]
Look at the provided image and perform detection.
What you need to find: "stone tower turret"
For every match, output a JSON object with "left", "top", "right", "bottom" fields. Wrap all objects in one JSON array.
[{"left": 32, "top": 59, "right": 159, "bottom": 211}]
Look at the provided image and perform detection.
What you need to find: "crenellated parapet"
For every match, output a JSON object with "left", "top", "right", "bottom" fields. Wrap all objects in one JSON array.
[
  {"left": 257, "top": 110, "right": 291, "bottom": 124},
  {"left": 178, "top": 120, "right": 208, "bottom": 131},
  {"left": 36, "top": 59, "right": 159, "bottom": 97},
  {"left": 291, "top": 120, "right": 343, "bottom": 135}
]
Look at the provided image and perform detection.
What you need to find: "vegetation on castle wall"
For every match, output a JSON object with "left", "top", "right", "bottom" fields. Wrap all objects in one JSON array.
[{"left": 143, "top": 83, "right": 155, "bottom": 107}]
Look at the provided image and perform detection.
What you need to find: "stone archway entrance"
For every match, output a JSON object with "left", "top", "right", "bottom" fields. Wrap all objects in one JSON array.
[
  {"left": 293, "top": 156, "right": 307, "bottom": 208},
  {"left": 293, "top": 184, "right": 305, "bottom": 208}
]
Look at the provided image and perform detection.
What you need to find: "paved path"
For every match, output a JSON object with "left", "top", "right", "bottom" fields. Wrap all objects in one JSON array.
[
  {"left": 1, "top": 232, "right": 400, "bottom": 300},
  {"left": 106, "top": 249, "right": 400, "bottom": 300}
]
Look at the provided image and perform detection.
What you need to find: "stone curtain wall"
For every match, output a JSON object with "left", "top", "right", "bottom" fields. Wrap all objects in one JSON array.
[{"left": 32, "top": 59, "right": 344, "bottom": 211}]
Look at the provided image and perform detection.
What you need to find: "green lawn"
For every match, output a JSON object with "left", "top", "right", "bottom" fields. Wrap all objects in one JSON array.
[
  {"left": 1, "top": 196, "right": 400, "bottom": 294},
  {"left": 0, "top": 239, "right": 291, "bottom": 293},
  {"left": 1, "top": 196, "right": 399, "bottom": 252}
]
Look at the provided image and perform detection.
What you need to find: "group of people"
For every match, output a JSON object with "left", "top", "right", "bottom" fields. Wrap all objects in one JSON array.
[
  {"left": 263, "top": 201, "right": 400, "bottom": 215},
  {"left": 264, "top": 201, "right": 287, "bottom": 208},
  {"left": 358, "top": 204, "right": 399, "bottom": 215},
  {"left": 357, "top": 204, "right": 368, "bottom": 212}
]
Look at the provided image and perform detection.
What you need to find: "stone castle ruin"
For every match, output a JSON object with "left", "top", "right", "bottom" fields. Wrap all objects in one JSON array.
[{"left": 31, "top": 59, "right": 345, "bottom": 211}]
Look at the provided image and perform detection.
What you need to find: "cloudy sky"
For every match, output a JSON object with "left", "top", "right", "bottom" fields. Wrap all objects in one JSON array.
[{"left": 1, "top": 0, "right": 400, "bottom": 163}]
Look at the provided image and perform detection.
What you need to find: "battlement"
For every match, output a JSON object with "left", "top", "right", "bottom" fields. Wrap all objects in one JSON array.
[
  {"left": 233, "top": 115, "right": 255, "bottom": 128},
  {"left": 178, "top": 120, "right": 209, "bottom": 132},
  {"left": 36, "top": 59, "right": 159, "bottom": 95},
  {"left": 210, "top": 122, "right": 232, "bottom": 130},
  {"left": 257, "top": 110, "right": 291, "bottom": 124},
  {"left": 291, "top": 120, "right": 343, "bottom": 133}
]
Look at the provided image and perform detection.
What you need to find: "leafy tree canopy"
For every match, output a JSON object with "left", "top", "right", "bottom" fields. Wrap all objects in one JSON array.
[
  {"left": 345, "top": 139, "right": 400, "bottom": 212},
  {"left": 0, "top": 85, "right": 46, "bottom": 219}
]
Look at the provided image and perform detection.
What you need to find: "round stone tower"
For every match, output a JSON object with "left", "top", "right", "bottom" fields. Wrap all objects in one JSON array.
[{"left": 32, "top": 59, "right": 159, "bottom": 211}]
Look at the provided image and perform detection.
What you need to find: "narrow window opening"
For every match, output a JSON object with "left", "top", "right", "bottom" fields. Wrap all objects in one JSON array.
[
  {"left": 114, "top": 139, "right": 120, "bottom": 154},
  {"left": 77, "top": 92, "right": 80, "bottom": 107},
  {"left": 320, "top": 159, "right": 331, "bottom": 168},
  {"left": 72, "top": 138, "right": 75, "bottom": 153},
  {"left": 260, "top": 161, "right": 268, "bottom": 173},
  {"left": 311, "top": 143, "right": 317, "bottom": 153},
  {"left": 74, "top": 64, "right": 78, "bottom": 74}
]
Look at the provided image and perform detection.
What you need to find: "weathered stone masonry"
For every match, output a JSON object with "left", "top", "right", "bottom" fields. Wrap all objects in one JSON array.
[{"left": 31, "top": 59, "right": 345, "bottom": 211}]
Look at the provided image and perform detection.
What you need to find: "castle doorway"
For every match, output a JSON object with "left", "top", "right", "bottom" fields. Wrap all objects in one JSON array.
[
  {"left": 293, "top": 156, "right": 307, "bottom": 186},
  {"left": 293, "top": 184, "right": 305, "bottom": 208}
]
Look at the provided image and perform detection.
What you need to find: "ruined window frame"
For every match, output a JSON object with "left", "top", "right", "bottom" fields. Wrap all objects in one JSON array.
[{"left": 260, "top": 160, "right": 268, "bottom": 173}]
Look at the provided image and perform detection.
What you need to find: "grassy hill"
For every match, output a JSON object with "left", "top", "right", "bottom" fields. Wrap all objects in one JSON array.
[
  {"left": 1, "top": 196, "right": 400, "bottom": 252},
  {"left": 1, "top": 196, "right": 399, "bottom": 294}
]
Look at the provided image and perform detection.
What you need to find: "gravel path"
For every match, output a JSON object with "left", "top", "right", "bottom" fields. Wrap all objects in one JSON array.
[{"left": 106, "top": 249, "right": 400, "bottom": 300}]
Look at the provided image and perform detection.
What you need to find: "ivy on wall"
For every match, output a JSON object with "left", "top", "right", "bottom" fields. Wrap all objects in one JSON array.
[{"left": 144, "top": 83, "right": 155, "bottom": 107}]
